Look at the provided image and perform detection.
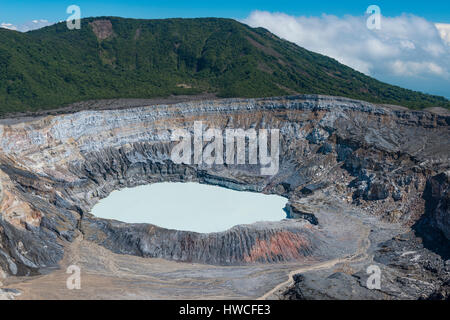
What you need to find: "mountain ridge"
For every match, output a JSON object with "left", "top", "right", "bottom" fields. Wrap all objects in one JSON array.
[{"left": 0, "top": 16, "right": 448, "bottom": 115}]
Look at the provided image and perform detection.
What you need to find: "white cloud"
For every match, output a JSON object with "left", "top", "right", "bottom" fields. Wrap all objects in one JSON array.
[
  {"left": 243, "top": 11, "right": 450, "bottom": 98},
  {"left": 0, "top": 19, "right": 53, "bottom": 32},
  {"left": 391, "top": 61, "right": 445, "bottom": 76},
  {"left": 436, "top": 23, "right": 450, "bottom": 45},
  {"left": 0, "top": 23, "right": 17, "bottom": 31}
]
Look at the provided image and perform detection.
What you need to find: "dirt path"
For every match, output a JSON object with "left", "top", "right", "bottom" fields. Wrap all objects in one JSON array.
[
  {"left": 258, "top": 219, "right": 371, "bottom": 300},
  {"left": 3, "top": 236, "right": 295, "bottom": 300}
]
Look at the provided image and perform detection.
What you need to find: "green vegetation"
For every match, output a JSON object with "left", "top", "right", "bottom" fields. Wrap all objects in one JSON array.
[{"left": 0, "top": 17, "right": 448, "bottom": 115}]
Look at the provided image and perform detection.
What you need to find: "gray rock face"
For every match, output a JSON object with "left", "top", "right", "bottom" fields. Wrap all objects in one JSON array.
[
  {"left": 425, "top": 172, "right": 449, "bottom": 241},
  {"left": 80, "top": 218, "right": 320, "bottom": 265},
  {"left": 412, "top": 172, "right": 450, "bottom": 260},
  {"left": 0, "top": 95, "right": 448, "bottom": 299},
  {"left": 283, "top": 232, "right": 449, "bottom": 300},
  {"left": 283, "top": 272, "right": 386, "bottom": 300},
  {"left": 284, "top": 203, "right": 319, "bottom": 225}
]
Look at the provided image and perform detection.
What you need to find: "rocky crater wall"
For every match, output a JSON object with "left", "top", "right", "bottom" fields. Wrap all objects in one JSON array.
[{"left": 0, "top": 95, "right": 448, "bottom": 275}]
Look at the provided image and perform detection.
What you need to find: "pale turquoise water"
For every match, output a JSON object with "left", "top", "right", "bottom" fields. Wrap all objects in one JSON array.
[{"left": 91, "top": 182, "right": 287, "bottom": 233}]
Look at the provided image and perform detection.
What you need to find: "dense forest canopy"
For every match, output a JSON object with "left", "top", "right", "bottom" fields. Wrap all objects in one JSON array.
[{"left": 0, "top": 17, "right": 448, "bottom": 115}]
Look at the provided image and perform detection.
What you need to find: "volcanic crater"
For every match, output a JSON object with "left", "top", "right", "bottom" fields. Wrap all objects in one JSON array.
[{"left": 0, "top": 95, "right": 448, "bottom": 299}]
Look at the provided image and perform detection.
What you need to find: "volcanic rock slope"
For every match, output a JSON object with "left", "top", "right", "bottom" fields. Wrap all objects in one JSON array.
[{"left": 0, "top": 95, "right": 448, "bottom": 299}]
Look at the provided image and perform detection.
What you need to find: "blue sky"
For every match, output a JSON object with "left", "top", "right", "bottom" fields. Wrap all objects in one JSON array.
[
  {"left": 2, "top": 0, "right": 449, "bottom": 24},
  {"left": 1, "top": 1, "right": 449, "bottom": 99}
]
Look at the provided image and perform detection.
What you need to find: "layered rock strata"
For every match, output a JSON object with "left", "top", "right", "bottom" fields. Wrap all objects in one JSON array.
[{"left": 0, "top": 95, "right": 448, "bottom": 286}]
